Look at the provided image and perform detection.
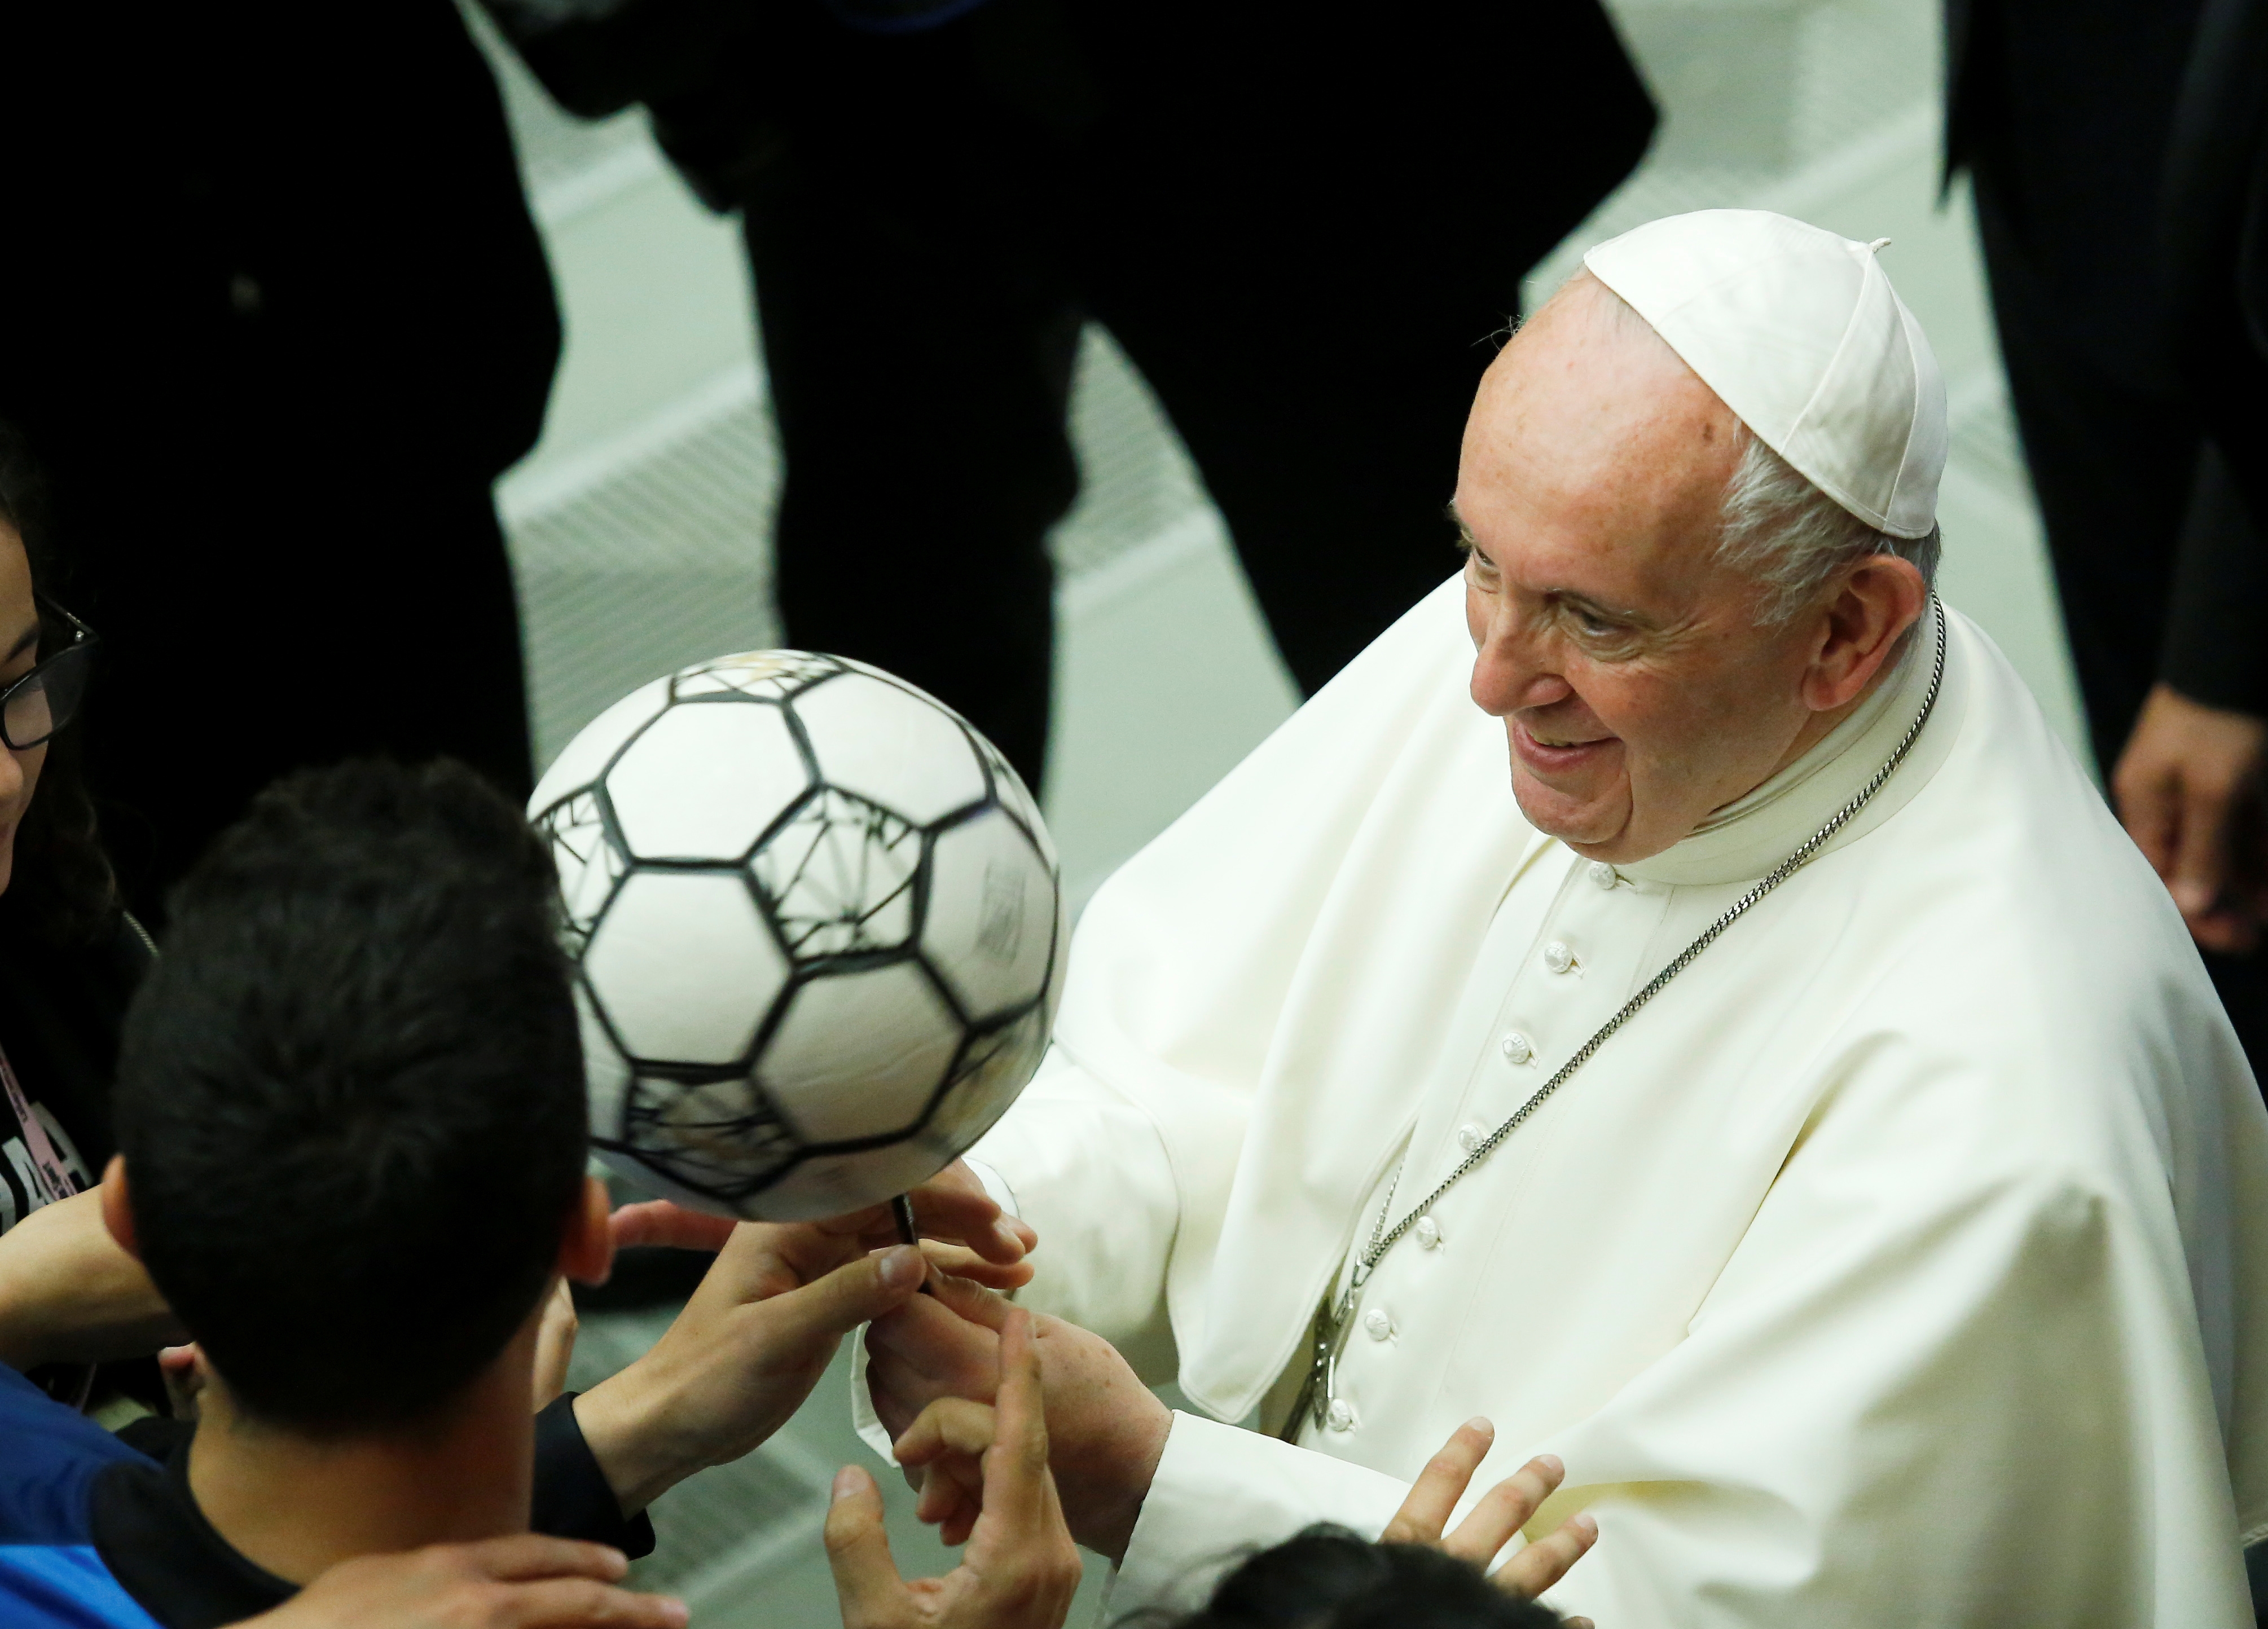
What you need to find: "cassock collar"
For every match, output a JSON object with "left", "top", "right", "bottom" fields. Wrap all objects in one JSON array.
[{"left": 1621, "top": 600, "right": 1948, "bottom": 888}]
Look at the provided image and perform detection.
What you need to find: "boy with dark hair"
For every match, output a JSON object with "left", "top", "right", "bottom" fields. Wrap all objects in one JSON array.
[
  {"left": 116, "top": 755, "right": 595, "bottom": 1436},
  {"left": 0, "top": 759, "right": 963, "bottom": 1626}
]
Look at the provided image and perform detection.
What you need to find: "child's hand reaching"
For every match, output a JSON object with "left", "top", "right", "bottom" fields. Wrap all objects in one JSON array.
[{"left": 825, "top": 1309, "right": 1083, "bottom": 1629}]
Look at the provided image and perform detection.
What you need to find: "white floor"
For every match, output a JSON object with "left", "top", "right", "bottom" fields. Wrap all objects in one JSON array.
[{"left": 471, "top": 0, "right": 2087, "bottom": 1620}]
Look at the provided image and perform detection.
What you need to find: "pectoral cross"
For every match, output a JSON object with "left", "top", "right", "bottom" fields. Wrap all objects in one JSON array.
[{"left": 1285, "top": 1262, "right": 1372, "bottom": 1438}]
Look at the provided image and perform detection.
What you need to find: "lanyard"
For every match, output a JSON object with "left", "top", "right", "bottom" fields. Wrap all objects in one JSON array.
[{"left": 0, "top": 1040, "right": 78, "bottom": 1210}]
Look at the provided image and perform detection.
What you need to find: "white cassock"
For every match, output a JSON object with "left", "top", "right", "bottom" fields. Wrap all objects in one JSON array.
[{"left": 911, "top": 577, "right": 2268, "bottom": 1626}]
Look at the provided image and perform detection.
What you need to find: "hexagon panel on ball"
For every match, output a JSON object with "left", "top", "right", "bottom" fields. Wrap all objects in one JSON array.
[
  {"left": 758, "top": 962, "right": 965, "bottom": 1144},
  {"left": 601, "top": 1072, "right": 805, "bottom": 1218},
  {"left": 750, "top": 789, "right": 922, "bottom": 961},
  {"left": 920, "top": 808, "right": 1059, "bottom": 1024},
  {"left": 794, "top": 672, "right": 990, "bottom": 828},
  {"left": 583, "top": 870, "right": 789, "bottom": 1068},
  {"left": 607, "top": 701, "right": 811, "bottom": 864}
]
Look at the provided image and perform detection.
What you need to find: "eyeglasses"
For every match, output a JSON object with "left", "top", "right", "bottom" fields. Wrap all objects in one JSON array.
[{"left": 1, "top": 597, "right": 98, "bottom": 751}]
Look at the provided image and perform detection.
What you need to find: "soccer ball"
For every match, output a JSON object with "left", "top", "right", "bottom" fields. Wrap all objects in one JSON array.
[{"left": 528, "top": 651, "right": 1063, "bottom": 1222}]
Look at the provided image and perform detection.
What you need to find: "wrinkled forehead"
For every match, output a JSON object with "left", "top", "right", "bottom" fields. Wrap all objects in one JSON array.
[
  {"left": 1467, "top": 276, "right": 1743, "bottom": 515},
  {"left": 1501, "top": 272, "right": 1717, "bottom": 404}
]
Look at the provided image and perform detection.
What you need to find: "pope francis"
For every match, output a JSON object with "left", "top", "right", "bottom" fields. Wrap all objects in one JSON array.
[{"left": 860, "top": 210, "right": 2268, "bottom": 1626}]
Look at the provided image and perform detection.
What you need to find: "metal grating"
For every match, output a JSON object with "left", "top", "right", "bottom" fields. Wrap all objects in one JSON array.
[{"left": 504, "top": 324, "right": 1215, "bottom": 767}]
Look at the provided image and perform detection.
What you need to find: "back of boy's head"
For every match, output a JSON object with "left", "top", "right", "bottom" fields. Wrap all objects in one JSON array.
[
  {"left": 115, "top": 759, "right": 586, "bottom": 1433},
  {"left": 1176, "top": 1526, "right": 1563, "bottom": 1629}
]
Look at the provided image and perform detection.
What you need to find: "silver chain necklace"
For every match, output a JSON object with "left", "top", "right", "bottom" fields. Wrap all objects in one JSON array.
[{"left": 1298, "top": 597, "right": 1949, "bottom": 1433}]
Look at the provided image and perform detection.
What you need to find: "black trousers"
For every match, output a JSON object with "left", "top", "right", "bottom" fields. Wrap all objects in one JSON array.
[
  {"left": 0, "top": 0, "right": 556, "bottom": 918},
  {"left": 728, "top": 0, "right": 1653, "bottom": 791},
  {"left": 72, "top": 463, "right": 533, "bottom": 917},
  {"left": 1973, "top": 186, "right": 2268, "bottom": 1074}
]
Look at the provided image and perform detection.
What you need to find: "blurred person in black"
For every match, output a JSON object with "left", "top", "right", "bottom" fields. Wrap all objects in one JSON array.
[
  {"left": 1946, "top": 0, "right": 2268, "bottom": 1068},
  {"left": 480, "top": 0, "right": 1655, "bottom": 791},
  {"left": 0, "top": 2, "right": 559, "bottom": 915}
]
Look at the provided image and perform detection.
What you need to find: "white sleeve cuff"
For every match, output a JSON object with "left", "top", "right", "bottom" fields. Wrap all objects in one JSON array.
[
  {"left": 1106, "top": 1412, "right": 1413, "bottom": 1621},
  {"left": 847, "top": 1336, "right": 899, "bottom": 1465}
]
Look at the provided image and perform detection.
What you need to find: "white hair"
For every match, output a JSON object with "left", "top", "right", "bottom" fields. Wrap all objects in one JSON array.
[{"left": 1717, "top": 432, "right": 1941, "bottom": 626}]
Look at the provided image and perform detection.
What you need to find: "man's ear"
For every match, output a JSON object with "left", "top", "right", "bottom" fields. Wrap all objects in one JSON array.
[
  {"left": 1801, "top": 552, "right": 1928, "bottom": 713},
  {"left": 559, "top": 1174, "right": 615, "bottom": 1287},
  {"left": 99, "top": 1154, "right": 143, "bottom": 1262}
]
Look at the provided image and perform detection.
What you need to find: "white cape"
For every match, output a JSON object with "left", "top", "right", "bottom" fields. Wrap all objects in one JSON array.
[{"left": 963, "top": 579, "right": 2268, "bottom": 1626}]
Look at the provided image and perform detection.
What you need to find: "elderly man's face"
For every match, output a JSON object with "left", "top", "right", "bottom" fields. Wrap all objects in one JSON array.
[{"left": 1453, "top": 279, "right": 1829, "bottom": 862}]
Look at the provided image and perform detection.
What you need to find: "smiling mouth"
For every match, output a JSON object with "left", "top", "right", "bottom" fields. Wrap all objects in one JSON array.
[{"left": 1513, "top": 717, "right": 1619, "bottom": 767}]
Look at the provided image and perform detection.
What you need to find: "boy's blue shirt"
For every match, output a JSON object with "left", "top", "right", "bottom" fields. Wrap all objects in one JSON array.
[
  {"left": 0, "top": 1546, "right": 165, "bottom": 1629},
  {"left": 0, "top": 1363, "right": 149, "bottom": 1544},
  {"left": 0, "top": 1364, "right": 164, "bottom": 1626}
]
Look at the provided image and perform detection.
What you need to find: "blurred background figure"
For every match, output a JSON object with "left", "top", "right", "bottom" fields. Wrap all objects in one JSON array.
[
  {"left": 0, "top": 3, "right": 558, "bottom": 916},
  {"left": 1945, "top": 0, "right": 2268, "bottom": 1067},
  {"left": 477, "top": 0, "right": 1656, "bottom": 790}
]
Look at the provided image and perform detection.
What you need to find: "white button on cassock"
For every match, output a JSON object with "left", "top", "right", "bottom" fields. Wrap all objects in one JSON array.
[
  {"left": 1414, "top": 1216, "right": 1441, "bottom": 1249},
  {"left": 1588, "top": 861, "right": 1618, "bottom": 890},
  {"left": 1457, "top": 1123, "right": 1483, "bottom": 1153},
  {"left": 1500, "top": 1031, "right": 1533, "bottom": 1064},
  {"left": 1363, "top": 1308, "right": 1394, "bottom": 1341},
  {"left": 1327, "top": 1399, "right": 1357, "bottom": 1432},
  {"left": 1543, "top": 940, "right": 1574, "bottom": 974}
]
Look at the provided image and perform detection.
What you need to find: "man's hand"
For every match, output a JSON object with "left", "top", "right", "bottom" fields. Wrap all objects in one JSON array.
[
  {"left": 864, "top": 1274, "right": 1170, "bottom": 1564},
  {"left": 574, "top": 1165, "right": 1038, "bottom": 1515},
  {"left": 0, "top": 1187, "right": 183, "bottom": 1370},
  {"left": 576, "top": 1232, "right": 929, "bottom": 1514},
  {"left": 608, "top": 1160, "right": 1036, "bottom": 1292},
  {"left": 2113, "top": 683, "right": 2268, "bottom": 953},
  {"left": 230, "top": 1535, "right": 686, "bottom": 1629},
  {"left": 1381, "top": 1420, "right": 1598, "bottom": 1617},
  {"left": 826, "top": 1310, "right": 1083, "bottom": 1629}
]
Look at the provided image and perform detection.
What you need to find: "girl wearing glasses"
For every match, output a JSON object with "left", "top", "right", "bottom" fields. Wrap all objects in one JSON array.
[{"left": 0, "top": 422, "right": 175, "bottom": 1415}]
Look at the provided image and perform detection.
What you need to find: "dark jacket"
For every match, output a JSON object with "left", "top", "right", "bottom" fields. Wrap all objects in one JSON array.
[
  {"left": 2161, "top": 0, "right": 2268, "bottom": 593},
  {"left": 0, "top": 1, "right": 563, "bottom": 897},
  {"left": 0, "top": 2, "right": 559, "bottom": 499},
  {"left": 1945, "top": 0, "right": 2268, "bottom": 715}
]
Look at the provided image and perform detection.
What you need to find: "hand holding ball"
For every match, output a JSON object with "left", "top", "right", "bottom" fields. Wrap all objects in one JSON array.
[{"left": 529, "top": 652, "right": 1063, "bottom": 1221}]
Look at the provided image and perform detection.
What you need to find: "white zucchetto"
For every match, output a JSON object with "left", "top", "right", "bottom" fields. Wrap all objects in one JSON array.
[{"left": 1583, "top": 209, "right": 1946, "bottom": 539}]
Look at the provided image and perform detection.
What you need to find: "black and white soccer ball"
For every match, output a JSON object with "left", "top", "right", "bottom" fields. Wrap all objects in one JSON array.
[{"left": 528, "top": 651, "right": 1063, "bottom": 1222}]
